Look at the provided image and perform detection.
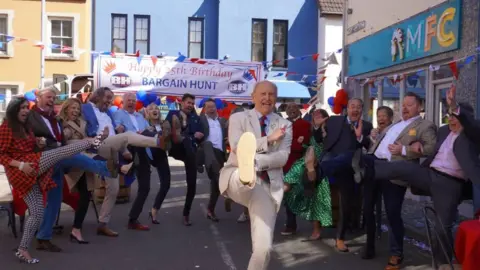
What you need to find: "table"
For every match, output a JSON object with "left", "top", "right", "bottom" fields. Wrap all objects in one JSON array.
[{"left": 455, "top": 220, "right": 480, "bottom": 270}]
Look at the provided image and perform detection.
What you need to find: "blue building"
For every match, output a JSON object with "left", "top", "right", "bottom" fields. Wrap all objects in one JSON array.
[{"left": 91, "top": 0, "right": 319, "bottom": 100}]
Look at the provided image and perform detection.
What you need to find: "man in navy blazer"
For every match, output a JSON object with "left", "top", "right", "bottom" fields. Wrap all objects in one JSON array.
[{"left": 165, "top": 93, "right": 204, "bottom": 226}]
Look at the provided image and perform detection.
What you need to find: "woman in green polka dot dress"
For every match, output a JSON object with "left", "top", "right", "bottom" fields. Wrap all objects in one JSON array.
[{"left": 283, "top": 107, "right": 332, "bottom": 240}]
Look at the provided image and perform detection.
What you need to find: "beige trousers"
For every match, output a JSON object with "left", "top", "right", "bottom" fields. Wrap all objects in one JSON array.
[
  {"left": 98, "top": 176, "right": 119, "bottom": 224},
  {"left": 224, "top": 169, "right": 277, "bottom": 270},
  {"left": 97, "top": 131, "right": 158, "bottom": 158}
]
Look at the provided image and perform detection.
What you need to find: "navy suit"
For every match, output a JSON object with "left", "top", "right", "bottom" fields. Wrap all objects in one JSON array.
[
  {"left": 165, "top": 110, "right": 204, "bottom": 217},
  {"left": 82, "top": 103, "right": 116, "bottom": 137}
]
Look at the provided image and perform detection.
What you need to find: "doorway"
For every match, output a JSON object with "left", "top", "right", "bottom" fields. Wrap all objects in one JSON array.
[{"left": 433, "top": 82, "right": 452, "bottom": 127}]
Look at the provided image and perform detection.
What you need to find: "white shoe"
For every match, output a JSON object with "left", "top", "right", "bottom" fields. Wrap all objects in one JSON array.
[
  {"left": 237, "top": 212, "right": 249, "bottom": 223},
  {"left": 237, "top": 132, "right": 256, "bottom": 185}
]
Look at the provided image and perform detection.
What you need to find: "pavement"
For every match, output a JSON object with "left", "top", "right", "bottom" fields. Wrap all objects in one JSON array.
[{"left": 0, "top": 159, "right": 437, "bottom": 270}]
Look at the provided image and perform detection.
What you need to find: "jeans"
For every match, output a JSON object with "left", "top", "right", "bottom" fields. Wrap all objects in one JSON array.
[{"left": 37, "top": 154, "right": 111, "bottom": 240}]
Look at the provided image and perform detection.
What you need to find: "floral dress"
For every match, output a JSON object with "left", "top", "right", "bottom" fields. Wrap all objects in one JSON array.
[{"left": 283, "top": 136, "right": 332, "bottom": 226}]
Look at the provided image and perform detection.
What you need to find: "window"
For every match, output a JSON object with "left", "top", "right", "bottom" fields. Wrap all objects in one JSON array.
[
  {"left": 0, "top": 10, "right": 14, "bottom": 57},
  {"left": 46, "top": 13, "right": 79, "bottom": 59},
  {"left": 251, "top": 19, "right": 267, "bottom": 62},
  {"left": 0, "top": 85, "right": 18, "bottom": 112},
  {"left": 112, "top": 14, "right": 127, "bottom": 53},
  {"left": 134, "top": 15, "right": 150, "bottom": 54},
  {"left": 50, "top": 18, "right": 73, "bottom": 55},
  {"left": 188, "top": 18, "right": 204, "bottom": 58},
  {"left": 272, "top": 20, "right": 288, "bottom": 67}
]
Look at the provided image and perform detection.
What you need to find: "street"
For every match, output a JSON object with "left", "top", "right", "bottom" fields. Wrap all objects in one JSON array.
[{"left": 0, "top": 159, "right": 434, "bottom": 270}]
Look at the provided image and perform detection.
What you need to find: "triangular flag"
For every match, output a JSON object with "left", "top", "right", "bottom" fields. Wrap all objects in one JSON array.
[
  {"left": 429, "top": 65, "right": 440, "bottom": 71},
  {"left": 110, "top": 51, "right": 116, "bottom": 58},
  {"left": 33, "top": 42, "right": 44, "bottom": 49},
  {"left": 272, "top": 60, "right": 281, "bottom": 65},
  {"left": 16, "top": 38, "right": 27, "bottom": 42},
  {"left": 136, "top": 56, "right": 142, "bottom": 64},
  {"left": 301, "top": 75, "right": 308, "bottom": 82},
  {"left": 135, "top": 50, "right": 140, "bottom": 57},
  {"left": 273, "top": 73, "right": 284, "bottom": 77},
  {"left": 61, "top": 46, "right": 72, "bottom": 53},
  {"left": 196, "top": 60, "right": 207, "bottom": 64},
  {"left": 318, "top": 69, "right": 326, "bottom": 74},
  {"left": 312, "top": 54, "right": 319, "bottom": 61},
  {"left": 287, "top": 54, "right": 295, "bottom": 60},
  {"left": 190, "top": 58, "right": 199, "bottom": 63},
  {"left": 448, "top": 62, "right": 459, "bottom": 79},
  {"left": 5, "top": 35, "right": 14, "bottom": 42},
  {"left": 285, "top": 72, "right": 297, "bottom": 76},
  {"left": 175, "top": 52, "right": 186, "bottom": 62},
  {"left": 248, "top": 69, "right": 257, "bottom": 81},
  {"left": 320, "top": 77, "right": 326, "bottom": 84},
  {"left": 50, "top": 44, "right": 61, "bottom": 49},
  {"left": 336, "top": 48, "right": 343, "bottom": 53},
  {"left": 464, "top": 55, "right": 474, "bottom": 65},
  {"left": 151, "top": 55, "right": 158, "bottom": 66}
]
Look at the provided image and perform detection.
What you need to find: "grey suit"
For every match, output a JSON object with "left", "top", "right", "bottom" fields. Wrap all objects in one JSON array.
[
  {"left": 371, "top": 104, "right": 479, "bottom": 264},
  {"left": 197, "top": 114, "right": 227, "bottom": 213}
]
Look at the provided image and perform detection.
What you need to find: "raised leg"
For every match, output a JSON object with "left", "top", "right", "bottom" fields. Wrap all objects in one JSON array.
[{"left": 37, "top": 140, "right": 93, "bottom": 175}]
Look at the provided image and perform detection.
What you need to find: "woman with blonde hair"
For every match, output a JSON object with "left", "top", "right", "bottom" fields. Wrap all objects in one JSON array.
[
  {"left": 143, "top": 102, "right": 173, "bottom": 224},
  {"left": 59, "top": 98, "right": 170, "bottom": 241}
]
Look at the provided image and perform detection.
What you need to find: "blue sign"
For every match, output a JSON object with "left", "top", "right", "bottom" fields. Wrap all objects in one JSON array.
[{"left": 347, "top": 0, "right": 461, "bottom": 76}]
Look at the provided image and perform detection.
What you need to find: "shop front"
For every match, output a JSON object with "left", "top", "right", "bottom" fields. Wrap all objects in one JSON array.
[{"left": 345, "top": 0, "right": 478, "bottom": 127}]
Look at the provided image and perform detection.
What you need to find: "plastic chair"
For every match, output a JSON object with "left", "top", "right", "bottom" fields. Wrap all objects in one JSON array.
[{"left": 423, "top": 206, "right": 455, "bottom": 270}]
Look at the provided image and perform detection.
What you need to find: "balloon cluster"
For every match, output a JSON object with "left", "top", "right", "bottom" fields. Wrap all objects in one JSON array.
[
  {"left": 197, "top": 97, "right": 225, "bottom": 109},
  {"left": 327, "top": 89, "right": 348, "bottom": 114},
  {"left": 23, "top": 89, "right": 38, "bottom": 109},
  {"left": 110, "top": 91, "right": 165, "bottom": 114}
]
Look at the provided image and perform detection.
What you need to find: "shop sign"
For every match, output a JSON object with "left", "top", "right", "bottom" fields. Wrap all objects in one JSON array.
[{"left": 347, "top": 0, "right": 461, "bottom": 76}]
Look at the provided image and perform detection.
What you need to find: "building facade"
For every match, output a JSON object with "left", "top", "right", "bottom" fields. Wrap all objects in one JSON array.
[
  {"left": 316, "top": 0, "right": 343, "bottom": 112},
  {"left": 92, "top": 0, "right": 319, "bottom": 101},
  {"left": 0, "top": 0, "right": 91, "bottom": 113},
  {"left": 344, "top": 0, "right": 480, "bottom": 125}
]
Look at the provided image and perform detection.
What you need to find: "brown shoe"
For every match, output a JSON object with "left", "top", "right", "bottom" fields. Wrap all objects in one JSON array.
[
  {"left": 97, "top": 226, "right": 119, "bottom": 237},
  {"left": 384, "top": 256, "right": 403, "bottom": 270},
  {"left": 127, "top": 220, "right": 150, "bottom": 231},
  {"left": 304, "top": 146, "right": 317, "bottom": 181},
  {"left": 36, "top": 240, "right": 62, "bottom": 252}
]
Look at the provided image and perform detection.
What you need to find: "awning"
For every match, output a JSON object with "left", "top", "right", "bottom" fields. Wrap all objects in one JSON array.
[{"left": 271, "top": 80, "right": 312, "bottom": 99}]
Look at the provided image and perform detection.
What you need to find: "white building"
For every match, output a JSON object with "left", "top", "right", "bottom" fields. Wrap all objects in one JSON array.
[{"left": 316, "top": 0, "right": 343, "bottom": 114}]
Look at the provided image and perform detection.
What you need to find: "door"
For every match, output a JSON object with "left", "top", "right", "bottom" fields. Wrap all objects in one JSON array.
[{"left": 433, "top": 82, "right": 451, "bottom": 127}]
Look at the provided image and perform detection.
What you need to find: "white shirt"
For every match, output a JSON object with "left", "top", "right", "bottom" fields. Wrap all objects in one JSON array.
[
  {"left": 38, "top": 107, "right": 61, "bottom": 141},
  {"left": 91, "top": 102, "right": 115, "bottom": 137},
  {"left": 374, "top": 116, "right": 421, "bottom": 161},
  {"left": 206, "top": 116, "right": 223, "bottom": 151},
  {"left": 430, "top": 131, "right": 465, "bottom": 180},
  {"left": 128, "top": 114, "right": 139, "bottom": 132}
]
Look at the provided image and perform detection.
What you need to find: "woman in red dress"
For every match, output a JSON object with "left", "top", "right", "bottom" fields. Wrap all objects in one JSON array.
[{"left": 0, "top": 97, "right": 104, "bottom": 264}]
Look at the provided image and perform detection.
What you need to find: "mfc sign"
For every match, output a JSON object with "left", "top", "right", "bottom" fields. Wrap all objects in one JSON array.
[{"left": 396, "top": 6, "right": 458, "bottom": 62}]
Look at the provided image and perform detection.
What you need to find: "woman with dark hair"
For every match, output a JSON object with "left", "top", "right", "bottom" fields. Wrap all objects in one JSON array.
[
  {"left": 0, "top": 97, "right": 106, "bottom": 264},
  {"left": 283, "top": 106, "right": 332, "bottom": 240}
]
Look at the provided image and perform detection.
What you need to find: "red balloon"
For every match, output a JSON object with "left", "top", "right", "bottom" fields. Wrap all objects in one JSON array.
[
  {"left": 113, "top": 96, "right": 122, "bottom": 107},
  {"left": 332, "top": 103, "right": 343, "bottom": 114},
  {"left": 135, "top": 100, "right": 144, "bottom": 111},
  {"left": 28, "top": 101, "right": 35, "bottom": 109},
  {"left": 335, "top": 89, "right": 349, "bottom": 106}
]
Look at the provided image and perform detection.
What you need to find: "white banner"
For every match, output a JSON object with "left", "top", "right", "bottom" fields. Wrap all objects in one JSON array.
[{"left": 93, "top": 55, "right": 264, "bottom": 100}]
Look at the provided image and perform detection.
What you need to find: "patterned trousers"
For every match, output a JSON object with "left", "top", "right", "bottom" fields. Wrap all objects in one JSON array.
[{"left": 19, "top": 140, "right": 93, "bottom": 250}]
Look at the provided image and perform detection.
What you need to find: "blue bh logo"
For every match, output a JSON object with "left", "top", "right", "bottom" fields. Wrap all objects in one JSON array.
[
  {"left": 228, "top": 80, "right": 248, "bottom": 94},
  {"left": 110, "top": 73, "right": 132, "bottom": 88}
]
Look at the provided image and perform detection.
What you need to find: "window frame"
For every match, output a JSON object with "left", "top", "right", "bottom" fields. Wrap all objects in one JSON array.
[
  {"left": 46, "top": 12, "right": 79, "bottom": 60},
  {"left": 251, "top": 18, "right": 267, "bottom": 62},
  {"left": 0, "top": 10, "right": 15, "bottom": 58},
  {"left": 272, "top": 20, "right": 288, "bottom": 68},
  {"left": 187, "top": 17, "right": 204, "bottom": 58},
  {"left": 133, "top": 15, "right": 150, "bottom": 54},
  {"left": 0, "top": 82, "right": 24, "bottom": 113},
  {"left": 111, "top": 13, "right": 128, "bottom": 54}
]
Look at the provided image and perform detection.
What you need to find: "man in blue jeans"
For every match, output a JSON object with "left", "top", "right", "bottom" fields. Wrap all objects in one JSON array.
[{"left": 26, "top": 87, "right": 117, "bottom": 252}]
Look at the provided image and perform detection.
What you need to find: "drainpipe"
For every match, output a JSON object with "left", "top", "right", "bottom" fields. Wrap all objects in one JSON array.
[
  {"left": 340, "top": 0, "right": 348, "bottom": 90},
  {"left": 90, "top": 0, "right": 96, "bottom": 73},
  {"left": 39, "top": 0, "right": 46, "bottom": 89}
]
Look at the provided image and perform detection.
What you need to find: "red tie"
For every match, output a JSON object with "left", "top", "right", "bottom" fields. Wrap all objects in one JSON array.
[{"left": 259, "top": 116, "right": 269, "bottom": 182}]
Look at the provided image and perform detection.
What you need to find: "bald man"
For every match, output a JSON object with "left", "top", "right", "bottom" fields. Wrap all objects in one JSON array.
[{"left": 219, "top": 81, "right": 292, "bottom": 270}]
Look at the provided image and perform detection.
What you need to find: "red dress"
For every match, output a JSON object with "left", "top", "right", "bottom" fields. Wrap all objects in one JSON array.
[
  {"left": 0, "top": 121, "right": 56, "bottom": 198},
  {"left": 283, "top": 118, "right": 312, "bottom": 173}
]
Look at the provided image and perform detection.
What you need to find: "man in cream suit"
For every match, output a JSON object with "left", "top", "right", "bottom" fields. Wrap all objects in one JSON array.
[{"left": 219, "top": 81, "right": 292, "bottom": 270}]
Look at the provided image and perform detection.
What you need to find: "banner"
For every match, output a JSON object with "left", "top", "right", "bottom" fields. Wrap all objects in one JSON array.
[{"left": 94, "top": 55, "right": 264, "bottom": 100}]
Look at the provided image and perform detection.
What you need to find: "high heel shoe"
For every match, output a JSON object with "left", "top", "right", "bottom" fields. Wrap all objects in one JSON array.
[
  {"left": 148, "top": 212, "right": 160, "bottom": 225},
  {"left": 69, "top": 233, "right": 89, "bottom": 244},
  {"left": 206, "top": 212, "right": 219, "bottom": 222},
  {"left": 15, "top": 250, "right": 39, "bottom": 264},
  {"left": 183, "top": 216, "right": 192, "bottom": 226}
]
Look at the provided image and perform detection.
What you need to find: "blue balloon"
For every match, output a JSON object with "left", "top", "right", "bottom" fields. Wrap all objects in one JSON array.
[
  {"left": 147, "top": 93, "right": 157, "bottom": 104},
  {"left": 136, "top": 91, "right": 148, "bottom": 103},
  {"left": 198, "top": 97, "right": 208, "bottom": 108},
  {"left": 214, "top": 98, "right": 224, "bottom": 109},
  {"left": 327, "top": 96, "right": 335, "bottom": 107},
  {"left": 154, "top": 98, "right": 161, "bottom": 105},
  {"left": 24, "top": 91, "right": 36, "bottom": 102},
  {"left": 109, "top": 105, "right": 119, "bottom": 113}
]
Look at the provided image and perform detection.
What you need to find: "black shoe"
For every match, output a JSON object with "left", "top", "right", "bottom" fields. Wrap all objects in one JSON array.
[
  {"left": 197, "top": 166, "right": 204, "bottom": 174},
  {"left": 69, "top": 233, "right": 89, "bottom": 244},
  {"left": 351, "top": 148, "right": 364, "bottom": 184}
]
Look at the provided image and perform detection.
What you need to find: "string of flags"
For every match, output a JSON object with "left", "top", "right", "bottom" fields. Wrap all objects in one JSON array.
[
  {"left": 0, "top": 33, "right": 342, "bottom": 90},
  {"left": 347, "top": 47, "right": 479, "bottom": 88}
]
